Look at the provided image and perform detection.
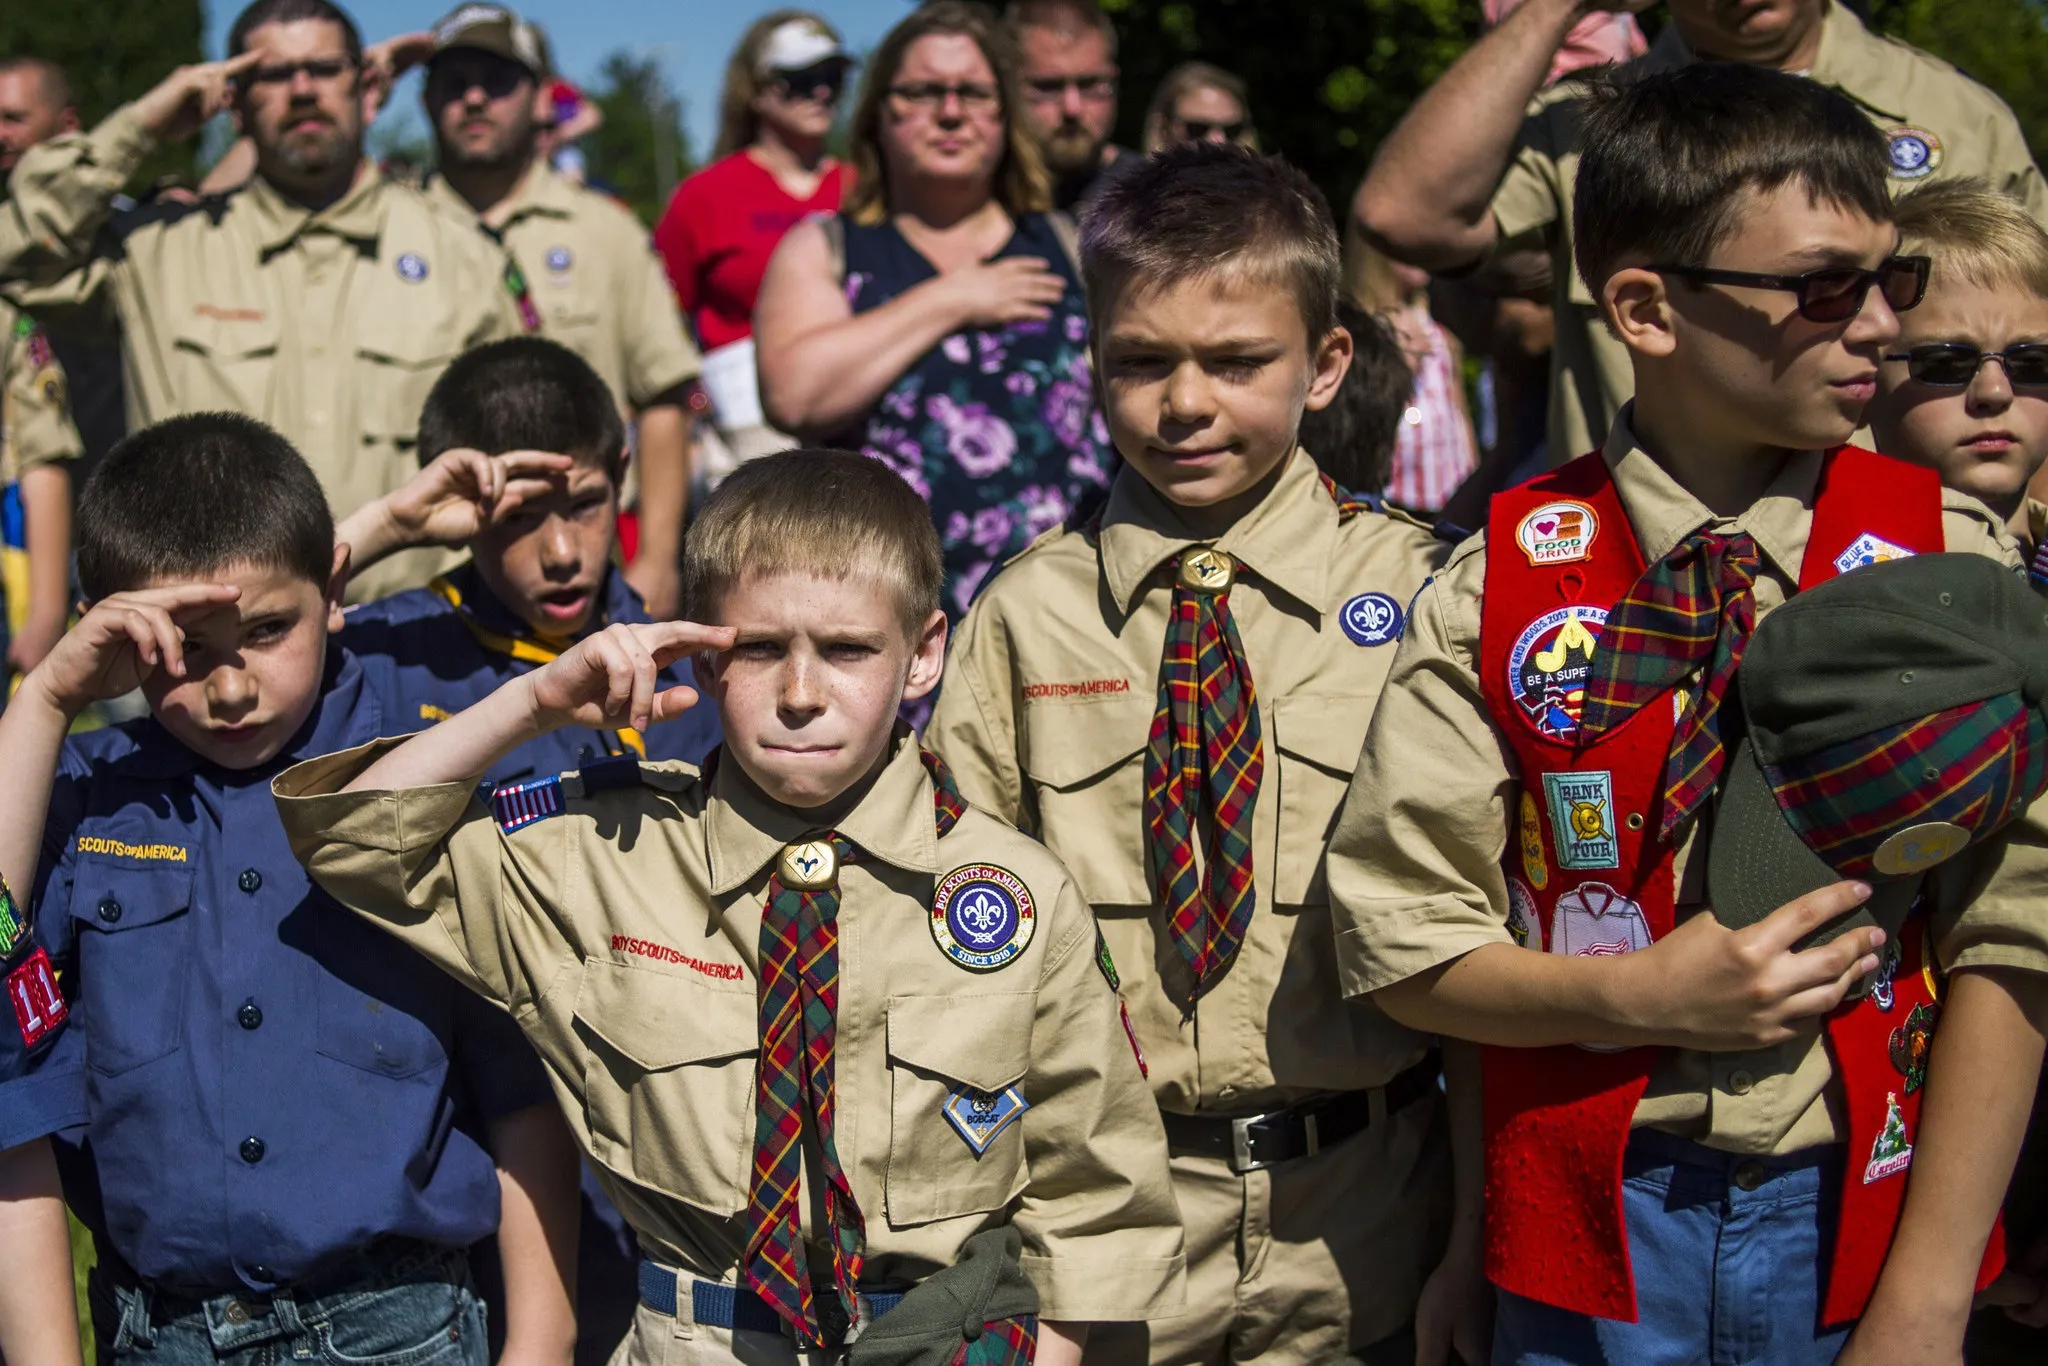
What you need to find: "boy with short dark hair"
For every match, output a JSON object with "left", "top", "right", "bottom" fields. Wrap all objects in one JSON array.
[
  {"left": 274, "top": 448, "right": 1186, "bottom": 1366},
  {"left": 339, "top": 337, "right": 721, "bottom": 784},
  {"left": 1298, "top": 297, "right": 1411, "bottom": 497},
  {"left": 928, "top": 142, "right": 1463, "bottom": 1366},
  {"left": 1328, "top": 64, "right": 2048, "bottom": 1364},
  {"left": 0, "top": 412, "right": 577, "bottom": 1366}
]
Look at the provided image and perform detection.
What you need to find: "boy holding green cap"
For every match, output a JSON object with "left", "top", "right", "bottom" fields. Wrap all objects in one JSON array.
[{"left": 1326, "top": 64, "right": 2048, "bottom": 1364}]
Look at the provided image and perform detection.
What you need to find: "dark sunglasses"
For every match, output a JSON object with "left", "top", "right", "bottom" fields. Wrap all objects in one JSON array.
[
  {"left": 1176, "top": 118, "right": 1246, "bottom": 142},
  {"left": 243, "top": 56, "right": 355, "bottom": 87},
  {"left": 426, "top": 56, "right": 529, "bottom": 101},
  {"left": 1885, "top": 342, "right": 2048, "bottom": 387},
  {"left": 1651, "top": 255, "right": 1929, "bottom": 323},
  {"left": 772, "top": 59, "right": 849, "bottom": 101}
]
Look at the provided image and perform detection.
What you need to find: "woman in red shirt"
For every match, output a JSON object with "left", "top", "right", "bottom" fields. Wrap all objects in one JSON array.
[{"left": 654, "top": 11, "right": 851, "bottom": 482}]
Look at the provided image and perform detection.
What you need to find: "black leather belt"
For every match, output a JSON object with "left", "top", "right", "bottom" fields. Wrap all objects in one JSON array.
[{"left": 1159, "top": 1054, "right": 1440, "bottom": 1174}]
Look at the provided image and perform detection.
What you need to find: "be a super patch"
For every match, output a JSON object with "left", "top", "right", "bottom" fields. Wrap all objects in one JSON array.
[
  {"left": 1507, "top": 606, "right": 1607, "bottom": 741},
  {"left": 396, "top": 252, "right": 430, "bottom": 282},
  {"left": 1542, "top": 771, "right": 1620, "bottom": 870},
  {"left": 1339, "top": 592, "right": 1403, "bottom": 646},
  {"left": 7, "top": 948, "right": 66, "bottom": 1049},
  {"left": 1886, "top": 127, "right": 1943, "bottom": 180},
  {"left": 942, "top": 1083, "right": 1030, "bottom": 1155},
  {"left": 1516, "top": 501, "right": 1598, "bottom": 566},
  {"left": 930, "top": 864, "right": 1036, "bottom": 972},
  {"left": 1833, "top": 532, "right": 1915, "bottom": 575}
]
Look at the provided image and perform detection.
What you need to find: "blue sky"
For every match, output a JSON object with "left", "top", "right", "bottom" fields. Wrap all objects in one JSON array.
[{"left": 201, "top": 0, "right": 914, "bottom": 160}]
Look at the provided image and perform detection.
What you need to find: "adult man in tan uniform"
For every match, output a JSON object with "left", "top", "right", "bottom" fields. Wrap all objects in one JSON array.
[
  {"left": 0, "top": 0, "right": 522, "bottom": 602},
  {"left": 0, "top": 301, "right": 81, "bottom": 678},
  {"left": 419, "top": 3, "right": 703, "bottom": 618},
  {"left": 1355, "top": 0, "right": 2048, "bottom": 465}
]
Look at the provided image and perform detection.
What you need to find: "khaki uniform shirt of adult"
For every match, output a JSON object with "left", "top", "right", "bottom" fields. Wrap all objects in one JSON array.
[
  {"left": 1327, "top": 410, "right": 2048, "bottom": 1158},
  {"left": 426, "top": 162, "right": 701, "bottom": 509},
  {"left": 1492, "top": 0, "right": 2048, "bottom": 465},
  {"left": 0, "top": 300, "right": 81, "bottom": 485},
  {"left": 272, "top": 732, "right": 1187, "bottom": 1353},
  {"left": 1, "top": 104, "right": 522, "bottom": 603},
  {"left": 928, "top": 451, "right": 1450, "bottom": 1356}
]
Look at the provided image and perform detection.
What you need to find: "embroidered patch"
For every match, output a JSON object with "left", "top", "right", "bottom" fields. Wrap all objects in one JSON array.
[
  {"left": 492, "top": 776, "right": 564, "bottom": 832},
  {"left": 1515, "top": 500, "right": 1598, "bottom": 566},
  {"left": 7, "top": 948, "right": 65, "bottom": 1048},
  {"left": 1506, "top": 876, "right": 1540, "bottom": 950},
  {"left": 1518, "top": 792, "right": 1550, "bottom": 892},
  {"left": 1863, "top": 1091, "right": 1914, "bottom": 1183},
  {"left": 1093, "top": 931, "right": 1148, "bottom": 1076},
  {"left": 1871, "top": 939, "right": 1902, "bottom": 1012},
  {"left": 942, "top": 1083, "right": 1030, "bottom": 1155},
  {"left": 610, "top": 933, "right": 745, "bottom": 982},
  {"left": 545, "top": 246, "right": 574, "bottom": 272},
  {"left": 930, "top": 864, "right": 1036, "bottom": 971},
  {"left": 1886, "top": 127, "right": 1943, "bottom": 180},
  {"left": 1339, "top": 591, "right": 1404, "bottom": 647},
  {"left": 1507, "top": 606, "right": 1608, "bottom": 741},
  {"left": 1021, "top": 678, "right": 1132, "bottom": 701},
  {"left": 75, "top": 836, "right": 189, "bottom": 863},
  {"left": 1833, "top": 532, "right": 1916, "bottom": 575},
  {"left": 1542, "top": 771, "right": 1621, "bottom": 870},
  {"left": 1118, "top": 1000, "right": 1149, "bottom": 1078},
  {"left": 1093, "top": 930, "right": 1121, "bottom": 991},
  {"left": 1548, "top": 881, "right": 1653, "bottom": 958},
  {"left": 1889, "top": 1002, "right": 1937, "bottom": 1095},
  {"left": 1872, "top": 821, "right": 1969, "bottom": 876},
  {"left": 396, "top": 252, "right": 430, "bottom": 282},
  {"left": 0, "top": 880, "right": 23, "bottom": 956},
  {"left": 419, "top": 703, "right": 455, "bottom": 723}
]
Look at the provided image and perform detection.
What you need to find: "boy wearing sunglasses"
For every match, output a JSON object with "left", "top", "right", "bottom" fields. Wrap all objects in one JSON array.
[
  {"left": 1328, "top": 65, "right": 2048, "bottom": 1364},
  {"left": 1868, "top": 180, "right": 2048, "bottom": 552}
]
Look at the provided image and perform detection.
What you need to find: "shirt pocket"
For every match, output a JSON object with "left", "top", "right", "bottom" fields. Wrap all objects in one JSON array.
[
  {"left": 354, "top": 328, "right": 463, "bottom": 462},
  {"left": 312, "top": 907, "right": 453, "bottom": 1079},
  {"left": 1018, "top": 695, "right": 1155, "bottom": 906},
  {"left": 1271, "top": 693, "right": 1378, "bottom": 906},
  {"left": 884, "top": 992, "right": 1035, "bottom": 1227},
  {"left": 169, "top": 312, "right": 280, "bottom": 416},
  {"left": 68, "top": 860, "right": 195, "bottom": 1076},
  {"left": 575, "top": 958, "right": 759, "bottom": 1215}
]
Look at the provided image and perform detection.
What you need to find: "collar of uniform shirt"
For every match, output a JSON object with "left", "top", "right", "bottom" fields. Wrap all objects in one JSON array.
[
  {"left": 1644, "top": 0, "right": 1909, "bottom": 122},
  {"left": 121, "top": 643, "right": 383, "bottom": 780},
  {"left": 245, "top": 163, "right": 386, "bottom": 257},
  {"left": 1600, "top": 404, "right": 1823, "bottom": 582},
  {"left": 703, "top": 727, "right": 943, "bottom": 894},
  {"left": 1095, "top": 446, "right": 1344, "bottom": 617},
  {"left": 427, "top": 161, "right": 576, "bottom": 233}
]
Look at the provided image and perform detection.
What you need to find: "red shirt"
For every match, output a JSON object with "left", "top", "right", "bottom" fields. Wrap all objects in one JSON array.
[{"left": 653, "top": 151, "right": 847, "bottom": 352}]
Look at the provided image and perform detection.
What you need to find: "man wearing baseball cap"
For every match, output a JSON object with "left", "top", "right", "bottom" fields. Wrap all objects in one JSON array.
[{"left": 419, "top": 3, "right": 704, "bottom": 621}]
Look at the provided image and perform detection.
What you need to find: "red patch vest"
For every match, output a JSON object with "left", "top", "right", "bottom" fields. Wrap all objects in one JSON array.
[{"left": 1476, "top": 446, "right": 2004, "bottom": 1324}]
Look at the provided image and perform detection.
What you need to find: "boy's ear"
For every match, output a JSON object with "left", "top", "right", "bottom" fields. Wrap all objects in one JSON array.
[
  {"left": 325, "top": 543, "right": 351, "bottom": 632},
  {"left": 1303, "top": 323, "right": 1356, "bottom": 414},
  {"left": 1604, "top": 267, "right": 1679, "bottom": 360},
  {"left": 899, "top": 609, "right": 949, "bottom": 704}
]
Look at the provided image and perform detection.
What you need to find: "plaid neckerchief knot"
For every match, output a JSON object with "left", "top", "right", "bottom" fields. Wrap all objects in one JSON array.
[
  {"left": 1144, "top": 546, "right": 1264, "bottom": 1009},
  {"left": 745, "top": 750, "right": 967, "bottom": 1346},
  {"left": 1579, "top": 528, "right": 1761, "bottom": 840}
]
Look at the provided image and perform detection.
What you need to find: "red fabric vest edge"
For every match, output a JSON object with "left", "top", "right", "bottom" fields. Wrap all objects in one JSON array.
[{"left": 1474, "top": 445, "right": 2004, "bottom": 1324}]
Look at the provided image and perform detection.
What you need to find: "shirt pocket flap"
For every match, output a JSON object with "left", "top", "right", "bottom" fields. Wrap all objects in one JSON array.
[
  {"left": 171, "top": 311, "right": 281, "bottom": 363},
  {"left": 574, "top": 960, "right": 760, "bottom": 1072},
  {"left": 1019, "top": 695, "right": 1154, "bottom": 791},
  {"left": 886, "top": 992, "right": 1035, "bottom": 1093},
  {"left": 1271, "top": 694, "right": 1377, "bottom": 778},
  {"left": 70, "top": 860, "right": 196, "bottom": 932}
]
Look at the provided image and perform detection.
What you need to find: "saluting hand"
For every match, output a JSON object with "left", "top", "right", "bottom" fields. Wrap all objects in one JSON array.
[
  {"left": 521, "top": 620, "right": 736, "bottom": 736},
  {"left": 389, "top": 448, "right": 577, "bottom": 547},
  {"left": 23, "top": 584, "right": 241, "bottom": 717},
  {"left": 132, "top": 51, "right": 261, "bottom": 143}
]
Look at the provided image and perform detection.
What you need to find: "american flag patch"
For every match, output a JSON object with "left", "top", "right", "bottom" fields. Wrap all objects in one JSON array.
[{"left": 492, "top": 776, "right": 564, "bottom": 832}]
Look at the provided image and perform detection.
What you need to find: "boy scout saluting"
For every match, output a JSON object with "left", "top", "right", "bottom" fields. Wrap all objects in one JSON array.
[
  {"left": 275, "top": 449, "right": 1186, "bottom": 1366},
  {"left": 928, "top": 144, "right": 1463, "bottom": 1366},
  {"left": 1358, "top": 0, "right": 2048, "bottom": 467},
  {"left": 0, "top": 0, "right": 522, "bottom": 604}
]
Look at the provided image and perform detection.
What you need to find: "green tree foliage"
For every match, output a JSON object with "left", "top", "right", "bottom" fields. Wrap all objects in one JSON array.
[
  {"left": 0, "top": 0, "right": 204, "bottom": 183},
  {"left": 582, "top": 52, "right": 695, "bottom": 226},
  {"left": 1868, "top": 0, "right": 2048, "bottom": 164}
]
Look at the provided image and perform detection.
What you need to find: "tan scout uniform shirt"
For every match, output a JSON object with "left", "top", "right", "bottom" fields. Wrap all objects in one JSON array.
[
  {"left": 1, "top": 300, "right": 81, "bottom": 482},
  {"left": 273, "top": 734, "right": 1186, "bottom": 1322},
  {"left": 2, "top": 105, "right": 523, "bottom": 603},
  {"left": 929, "top": 451, "right": 1448, "bottom": 1119},
  {"left": 1491, "top": 0, "right": 2048, "bottom": 465},
  {"left": 1327, "top": 410, "right": 2048, "bottom": 1157}
]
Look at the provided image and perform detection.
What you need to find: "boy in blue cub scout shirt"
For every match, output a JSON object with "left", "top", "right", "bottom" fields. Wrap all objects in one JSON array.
[
  {"left": 0, "top": 414, "right": 579, "bottom": 1366},
  {"left": 338, "top": 337, "right": 721, "bottom": 791}
]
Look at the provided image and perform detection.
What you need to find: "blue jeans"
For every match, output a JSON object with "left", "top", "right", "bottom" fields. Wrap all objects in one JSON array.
[
  {"left": 92, "top": 1244, "right": 486, "bottom": 1366},
  {"left": 1493, "top": 1130, "right": 1851, "bottom": 1366}
]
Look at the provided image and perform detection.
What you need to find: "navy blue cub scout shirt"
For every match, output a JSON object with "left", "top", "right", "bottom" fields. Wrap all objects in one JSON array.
[
  {"left": 344, "top": 560, "right": 721, "bottom": 788},
  {"left": 33, "top": 648, "right": 549, "bottom": 1294},
  {"left": 1, "top": 874, "right": 85, "bottom": 1153}
]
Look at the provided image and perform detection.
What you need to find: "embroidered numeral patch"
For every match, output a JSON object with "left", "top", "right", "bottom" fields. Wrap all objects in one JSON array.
[
  {"left": 943, "top": 1083, "right": 1031, "bottom": 1155},
  {"left": 7, "top": 949, "right": 66, "bottom": 1048}
]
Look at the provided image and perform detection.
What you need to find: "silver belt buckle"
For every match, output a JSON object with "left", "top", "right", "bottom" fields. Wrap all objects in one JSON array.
[{"left": 1228, "top": 1103, "right": 1323, "bottom": 1174}]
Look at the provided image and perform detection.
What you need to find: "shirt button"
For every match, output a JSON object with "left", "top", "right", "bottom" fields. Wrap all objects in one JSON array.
[
  {"left": 1733, "top": 1160, "right": 1767, "bottom": 1192},
  {"left": 237, "top": 1001, "right": 263, "bottom": 1030},
  {"left": 1728, "top": 1070, "right": 1754, "bottom": 1096},
  {"left": 96, "top": 897, "right": 122, "bottom": 923},
  {"left": 239, "top": 1136, "right": 266, "bottom": 1164},
  {"left": 238, "top": 868, "right": 263, "bottom": 894}
]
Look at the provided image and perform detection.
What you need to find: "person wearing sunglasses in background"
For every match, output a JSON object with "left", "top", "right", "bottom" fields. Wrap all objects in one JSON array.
[
  {"left": 1140, "top": 61, "right": 1257, "bottom": 155},
  {"left": 653, "top": 12, "right": 851, "bottom": 490},
  {"left": 1005, "top": 0, "right": 1131, "bottom": 214}
]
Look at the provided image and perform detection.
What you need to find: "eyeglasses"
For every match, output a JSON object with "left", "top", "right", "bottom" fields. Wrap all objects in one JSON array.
[
  {"left": 244, "top": 57, "right": 355, "bottom": 87},
  {"left": 1651, "top": 255, "right": 1929, "bottom": 323},
  {"left": 426, "top": 56, "right": 530, "bottom": 101},
  {"left": 1884, "top": 342, "right": 2048, "bottom": 387},
  {"left": 1023, "top": 74, "right": 1115, "bottom": 103},
  {"left": 771, "top": 59, "right": 850, "bottom": 102},
  {"left": 1175, "top": 118, "right": 1248, "bottom": 142},
  {"left": 888, "top": 82, "right": 1000, "bottom": 115}
]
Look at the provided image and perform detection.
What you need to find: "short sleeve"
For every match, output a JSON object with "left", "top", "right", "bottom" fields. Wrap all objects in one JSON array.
[{"left": 928, "top": 592, "right": 1028, "bottom": 829}]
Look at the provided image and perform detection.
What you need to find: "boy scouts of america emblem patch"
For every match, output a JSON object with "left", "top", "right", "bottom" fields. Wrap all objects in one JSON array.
[
  {"left": 942, "top": 1083, "right": 1031, "bottom": 1155},
  {"left": 1886, "top": 127, "right": 1943, "bottom": 180},
  {"left": 1515, "top": 500, "right": 1597, "bottom": 566},
  {"left": 930, "top": 864, "right": 1036, "bottom": 971},
  {"left": 1507, "top": 605, "right": 1607, "bottom": 741},
  {"left": 1339, "top": 592, "right": 1403, "bottom": 647},
  {"left": 396, "top": 252, "right": 430, "bottom": 282},
  {"left": 1864, "top": 1092, "right": 1914, "bottom": 1183},
  {"left": 1832, "top": 531, "right": 1915, "bottom": 576},
  {"left": 546, "top": 246, "right": 574, "bottom": 272},
  {"left": 1889, "top": 1003, "right": 1938, "bottom": 1095}
]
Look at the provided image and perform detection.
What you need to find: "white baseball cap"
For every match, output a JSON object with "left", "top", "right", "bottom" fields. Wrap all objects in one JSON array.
[{"left": 756, "top": 18, "right": 848, "bottom": 76}]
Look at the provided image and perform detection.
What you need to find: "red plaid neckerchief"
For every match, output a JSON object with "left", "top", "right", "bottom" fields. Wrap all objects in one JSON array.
[
  {"left": 949, "top": 1315, "right": 1038, "bottom": 1364},
  {"left": 1579, "top": 529, "right": 1761, "bottom": 839},
  {"left": 1143, "top": 549, "right": 1264, "bottom": 1008},
  {"left": 744, "top": 751, "right": 968, "bottom": 1345}
]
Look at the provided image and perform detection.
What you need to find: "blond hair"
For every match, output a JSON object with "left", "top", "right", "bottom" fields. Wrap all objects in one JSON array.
[
  {"left": 684, "top": 450, "right": 942, "bottom": 636},
  {"left": 842, "top": 1, "right": 1053, "bottom": 227},
  {"left": 1142, "top": 61, "right": 1258, "bottom": 155},
  {"left": 713, "top": 10, "right": 845, "bottom": 160},
  {"left": 1894, "top": 178, "right": 2048, "bottom": 299}
]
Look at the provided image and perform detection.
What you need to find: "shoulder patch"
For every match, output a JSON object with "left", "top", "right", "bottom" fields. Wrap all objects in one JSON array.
[
  {"left": 929, "top": 863, "right": 1037, "bottom": 971},
  {"left": 492, "top": 776, "right": 565, "bottom": 832},
  {"left": 0, "top": 879, "right": 23, "bottom": 957},
  {"left": 7, "top": 948, "right": 66, "bottom": 1049}
]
